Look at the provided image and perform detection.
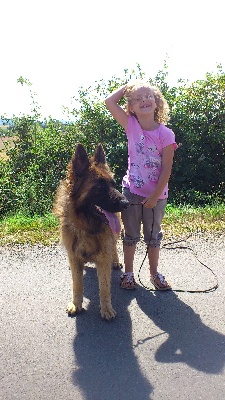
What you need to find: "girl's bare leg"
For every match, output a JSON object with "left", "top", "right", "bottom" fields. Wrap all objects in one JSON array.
[
  {"left": 148, "top": 246, "right": 160, "bottom": 276},
  {"left": 123, "top": 244, "right": 136, "bottom": 273},
  {"left": 148, "top": 246, "right": 171, "bottom": 289}
]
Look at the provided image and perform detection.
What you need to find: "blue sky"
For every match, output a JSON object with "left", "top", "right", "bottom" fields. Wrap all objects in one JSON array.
[{"left": 1, "top": 0, "right": 224, "bottom": 120}]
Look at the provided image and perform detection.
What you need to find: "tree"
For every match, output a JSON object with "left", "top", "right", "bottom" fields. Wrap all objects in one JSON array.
[{"left": 169, "top": 65, "right": 225, "bottom": 204}]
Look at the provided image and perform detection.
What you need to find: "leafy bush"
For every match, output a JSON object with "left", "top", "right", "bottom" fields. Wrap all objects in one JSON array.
[
  {"left": 169, "top": 65, "right": 225, "bottom": 204},
  {"left": 0, "top": 117, "right": 79, "bottom": 216}
]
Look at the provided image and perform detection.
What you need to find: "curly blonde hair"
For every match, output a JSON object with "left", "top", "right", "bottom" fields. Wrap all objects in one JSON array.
[{"left": 124, "top": 81, "right": 170, "bottom": 124}]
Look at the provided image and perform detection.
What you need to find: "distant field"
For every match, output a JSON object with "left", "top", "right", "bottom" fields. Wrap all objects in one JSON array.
[{"left": 0, "top": 135, "right": 16, "bottom": 159}]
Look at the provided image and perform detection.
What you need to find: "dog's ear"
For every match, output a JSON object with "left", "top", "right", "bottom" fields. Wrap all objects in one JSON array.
[
  {"left": 93, "top": 143, "right": 106, "bottom": 164},
  {"left": 72, "top": 143, "right": 90, "bottom": 177}
]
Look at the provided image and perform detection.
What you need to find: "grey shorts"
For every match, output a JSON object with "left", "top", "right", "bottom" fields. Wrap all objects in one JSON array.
[{"left": 121, "top": 187, "right": 167, "bottom": 248}]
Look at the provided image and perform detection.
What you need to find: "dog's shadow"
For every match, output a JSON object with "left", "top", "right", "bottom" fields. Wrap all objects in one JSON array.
[
  {"left": 71, "top": 266, "right": 225, "bottom": 399},
  {"left": 71, "top": 266, "right": 153, "bottom": 400}
]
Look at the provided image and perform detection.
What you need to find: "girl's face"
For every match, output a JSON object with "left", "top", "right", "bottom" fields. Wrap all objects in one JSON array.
[{"left": 129, "top": 87, "right": 157, "bottom": 117}]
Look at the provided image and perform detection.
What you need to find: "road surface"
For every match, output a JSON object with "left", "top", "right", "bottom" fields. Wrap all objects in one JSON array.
[{"left": 0, "top": 233, "right": 224, "bottom": 399}]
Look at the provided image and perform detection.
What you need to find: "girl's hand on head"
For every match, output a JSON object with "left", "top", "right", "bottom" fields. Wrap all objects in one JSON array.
[{"left": 142, "top": 194, "right": 158, "bottom": 208}]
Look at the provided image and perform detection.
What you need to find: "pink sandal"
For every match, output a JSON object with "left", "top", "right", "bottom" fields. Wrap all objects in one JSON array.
[
  {"left": 120, "top": 272, "right": 136, "bottom": 289},
  {"left": 150, "top": 273, "right": 172, "bottom": 291}
]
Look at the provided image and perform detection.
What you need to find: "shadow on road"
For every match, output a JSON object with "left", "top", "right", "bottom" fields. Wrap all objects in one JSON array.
[
  {"left": 71, "top": 266, "right": 225, "bottom": 399},
  {"left": 71, "top": 266, "right": 153, "bottom": 400},
  {"left": 137, "top": 290, "right": 225, "bottom": 374}
]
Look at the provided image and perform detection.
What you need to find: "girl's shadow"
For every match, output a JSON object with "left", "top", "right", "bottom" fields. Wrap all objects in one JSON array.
[
  {"left": 71, "top": 266, "right": 153, "bottom": 400},
  {"left": 136, "top": 287, "right": 225, "bottom": 374}
]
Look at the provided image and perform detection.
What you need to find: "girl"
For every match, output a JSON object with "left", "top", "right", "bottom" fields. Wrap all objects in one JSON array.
[{"left": 105, "top": 81, "right": 177, "bottom": 290}]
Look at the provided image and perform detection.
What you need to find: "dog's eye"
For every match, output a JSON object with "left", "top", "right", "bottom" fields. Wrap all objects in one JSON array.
[
  {"left": 94, "top": 179, "right": 105, "bottom": 190},
  {"left": 94, "top": 179, "right": 116, "bottom": 192}
]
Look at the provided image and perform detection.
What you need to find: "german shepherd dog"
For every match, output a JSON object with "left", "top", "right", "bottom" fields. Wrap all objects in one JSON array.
[{"left": 54, "top": 143, "right": 129, "bottom": 320}]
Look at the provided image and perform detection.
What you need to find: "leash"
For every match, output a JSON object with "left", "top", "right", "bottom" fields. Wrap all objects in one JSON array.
[
  {"left": 129, "top": 204, "right": 219, "bottom": 293},
  {"left": 137, "top": 239, "right": 219, "bottom": 293}
]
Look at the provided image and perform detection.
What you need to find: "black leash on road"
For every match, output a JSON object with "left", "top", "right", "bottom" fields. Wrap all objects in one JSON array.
[
  {"left": 129, "top": 205, "right": 219, "bottom": 293},
  {"left": 137, "top": 239, "right": 219, "bottom": 293}
]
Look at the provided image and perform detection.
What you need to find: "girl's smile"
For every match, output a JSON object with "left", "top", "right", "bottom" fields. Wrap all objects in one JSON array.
[{"left": 130, "top": 88, "right": 157, "bottom": 115}]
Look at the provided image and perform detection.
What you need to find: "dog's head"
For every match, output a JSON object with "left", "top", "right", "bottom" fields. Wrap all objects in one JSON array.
[{"left": 67, "top": 143, "right": 129, "bottom": 215}]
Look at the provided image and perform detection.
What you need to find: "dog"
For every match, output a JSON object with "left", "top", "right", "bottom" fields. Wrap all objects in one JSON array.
[{"left": 53, "top": 143, "right": 129, "bottom": 320}]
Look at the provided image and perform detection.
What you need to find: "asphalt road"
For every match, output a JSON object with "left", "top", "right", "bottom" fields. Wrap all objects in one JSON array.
[{"left": 0, "top": 233, "right": 225, "bottom": 400}]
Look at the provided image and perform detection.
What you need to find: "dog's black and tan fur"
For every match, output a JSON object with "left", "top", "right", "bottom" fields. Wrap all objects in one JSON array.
[{"left": 54, "top": 143, "right": 129, "bottom": 320}]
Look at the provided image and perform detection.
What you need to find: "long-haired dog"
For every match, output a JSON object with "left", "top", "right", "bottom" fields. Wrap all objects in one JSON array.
[{"left": 53, "top": 143, "right": 129, "bottom": 320}]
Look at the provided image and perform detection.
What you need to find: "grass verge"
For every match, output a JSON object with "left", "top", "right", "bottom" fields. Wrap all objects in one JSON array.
[
  {"left": 0, "top": 204, "right": 224, "bottom": 246},
  {"left": 0, "top": 213, "right": 59, "bottom": 246},
  {"left": 162, "top": 204, "right": 224, "bottom": 239}
]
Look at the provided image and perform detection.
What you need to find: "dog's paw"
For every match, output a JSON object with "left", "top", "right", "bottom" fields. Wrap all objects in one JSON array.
[
  {"left": 112, "top": 262, "right": 123, "bottom": 270},
  {"left": 66, "top": 302, "right": 83, "bottom": 316},
  {"left": 100, "top": 306, "right": 117, "bottom": 321}
]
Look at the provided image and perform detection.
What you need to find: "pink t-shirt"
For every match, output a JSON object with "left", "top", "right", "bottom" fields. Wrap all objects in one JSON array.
[{"left": 122, "top": 115, "right": 178, "bottom": 199}]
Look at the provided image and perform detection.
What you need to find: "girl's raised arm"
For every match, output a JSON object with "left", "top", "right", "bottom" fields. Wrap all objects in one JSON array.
[{"left": 105, "top": 86, "right": 128, "bottom": 131}]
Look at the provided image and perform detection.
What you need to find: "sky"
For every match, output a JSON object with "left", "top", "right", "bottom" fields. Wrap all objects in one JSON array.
[{"left": 0, "top": 0, "right": 224, "bottom": 121}]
